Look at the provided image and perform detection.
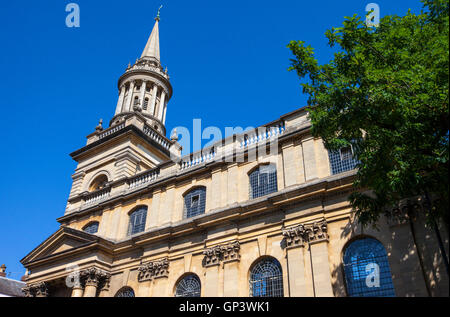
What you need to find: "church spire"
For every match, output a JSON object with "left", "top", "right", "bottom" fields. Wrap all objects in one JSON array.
[
  {"left": 110, "top": 5, "right": 172, "bottom": 134},
  {"left": 141, "top": 7, "right": 162, "bottom": 61}
]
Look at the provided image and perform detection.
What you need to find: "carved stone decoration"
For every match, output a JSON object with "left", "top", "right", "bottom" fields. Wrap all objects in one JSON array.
[
  {"left": 282, "top": 224, "right": 306, "bottom": 248},
  {"left": 221, "top": 241, "right": 241, "bottom": 263},
  {"left": 80, "top": 267, "right": 110, "bottom": 288},
  {"left": 138, "top": 258, "right": 169, "bottom": 282},
  {"left": 22, "top": 282, "right": 49, "bottom": 297},
  {"left": 282, "top": 219, "right": 328, "bottom": 249},
  {"left": 203, "top": 241, "right": 241, "bottom": 267}
]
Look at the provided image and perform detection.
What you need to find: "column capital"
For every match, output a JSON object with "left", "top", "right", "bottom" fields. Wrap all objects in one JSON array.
[
  {"left": 138, "top": 257, "right": 169, "bottom": 282},
  {"left": 203, "top": 241, "right": 241, "bottom": 267},
  {"left": 283, "top": 219, "right": 328, "bottom": 249},
  {"left": 23, "top": 281, "right": 49, "bottom": 297},
  {"left": 81, "top": 267, "right": 110, "bottom": 288}
]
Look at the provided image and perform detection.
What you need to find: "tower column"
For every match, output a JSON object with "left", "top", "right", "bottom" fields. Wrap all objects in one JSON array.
[
  {"left": 157, "top": 90, "right": 166, "bottom": 120},
  {"left": 150, "top": 84, "right": 158, "bottom": 116},
  {"left": 139, "top": 80, "right": 147, "bottom": 111},
  {"left": 162, "top": 100, "right": 168, "bottom": 124},
  {"left": 125, "top": 81, "right": 136, "bottom": 112},
  {"left": 115, "top": 85, "right": 126, "bottom": 115}
]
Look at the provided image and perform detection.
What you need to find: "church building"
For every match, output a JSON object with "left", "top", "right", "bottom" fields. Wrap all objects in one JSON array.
[{"left": 20, "top": 12, "right": 448, "bottom": 297}]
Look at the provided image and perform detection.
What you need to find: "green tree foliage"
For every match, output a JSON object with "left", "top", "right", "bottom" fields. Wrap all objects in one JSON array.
[{"left": 288, "top": 0, "right": 449, "bottom": 227}]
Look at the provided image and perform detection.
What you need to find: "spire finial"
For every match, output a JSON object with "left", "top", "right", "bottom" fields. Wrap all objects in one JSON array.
[{"left": 156, "top": 5, "right": 163, "bottom": 21}]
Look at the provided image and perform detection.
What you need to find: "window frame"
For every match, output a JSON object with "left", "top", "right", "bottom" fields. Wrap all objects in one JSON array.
[
  {"left": 248, "top": 164, "right": 278, "bottom": 199},
  {"left": 127, "top": 206, "right": 148, "bottom": 236}
]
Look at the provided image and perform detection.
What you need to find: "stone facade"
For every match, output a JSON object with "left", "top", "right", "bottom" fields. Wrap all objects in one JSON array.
[{"left": 20, "top": 13, "right": 449, "bottom": 298}]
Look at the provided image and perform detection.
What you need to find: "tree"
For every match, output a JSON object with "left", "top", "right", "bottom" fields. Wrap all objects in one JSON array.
[{"left": 288, "top": 0, "right": 449, "bottom": 229}]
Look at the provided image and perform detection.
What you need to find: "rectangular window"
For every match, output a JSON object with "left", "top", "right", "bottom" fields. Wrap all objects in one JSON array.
[{"left": 329, "top": 145, "right": 359, "bottom": 175}]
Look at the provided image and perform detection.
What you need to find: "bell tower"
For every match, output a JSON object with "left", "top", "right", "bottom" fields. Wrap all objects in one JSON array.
[
  {"left": 64, "top": 10, "right": 181, "bottom": 215},
  {"left": 110, "top": 11, "right": 172, "bottom": 135}
]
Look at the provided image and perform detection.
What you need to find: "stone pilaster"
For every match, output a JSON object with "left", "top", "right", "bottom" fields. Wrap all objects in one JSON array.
[
  {"left": 282, "top": 219, "right": 332, "bottom": 297},
  {"left": 202, "top": 242, "right": 241, "bottom": 297}
]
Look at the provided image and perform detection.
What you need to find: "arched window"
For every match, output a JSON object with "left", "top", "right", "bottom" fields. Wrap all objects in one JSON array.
[
  {"left": 328, "top": 145, "right": 359, "bottom": 175},
  {"left": 175, "top": 274, "right": 201, "bottom": 297},
  {"left": 89, "top": 175, "right": 108, "bottom": 192},
  {"left": 83, "top": 221, "right": 99, "bottom": 234},
  {"left": 183, "top": 187, "right": 206, "bottom": 219},
  {"left": 134, "top": 96, "right": 140, "bottom": 105},
  {"left": 343, "top": 238, "right": 395, "bottom": 297},
  {"left": 249, "top": 165, "right": 277, "bottom": 199},
  {"left": 127, "top": 206, "right": 147, "bottom": 236},
  {"left": 249, "top": 257, "right": 283, "bottom": 297},
  {"left": 143, "top": 98, "right": 149, "bottom": 110},
  {"left": 115, "top": 287, "right": 135, "bottom": 297}
]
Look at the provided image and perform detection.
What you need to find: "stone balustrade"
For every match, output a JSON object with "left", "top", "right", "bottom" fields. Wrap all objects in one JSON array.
[
  {"left": 128, "top": 168, "right": 160, "bottom": 189},
  {"left": 98, "top": 123, "right": 125, "bottom": 140},
  {"left": 143, "top": 125, "right": 170, "bottom": 150},
  {"left": 239, "top": 123, "right": 286, "bottom": 149},
  {"left": 83, "top": 187, "right": 111, "bottom": 206},
  {"left": 180, "top": 149, "right": 217, "bottom": 170}
]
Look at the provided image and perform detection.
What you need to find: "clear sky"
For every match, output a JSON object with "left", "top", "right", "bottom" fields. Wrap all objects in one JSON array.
[{"left": 0, "top": 0, "right": 423, "bottom": 280}]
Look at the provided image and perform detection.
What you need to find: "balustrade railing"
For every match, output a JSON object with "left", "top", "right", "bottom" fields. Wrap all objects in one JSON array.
[
  {"left": 143, "top": 125, "right": 170, "bottom": 150},
  {"left": 98, "top": 123, "right": 125, "bottom": 140},
  {"left": 83, "top": 187, "right": 111, "bottom": 206},
  {"left": 128, "top": 168, "right": 160, "bottom": 189}
]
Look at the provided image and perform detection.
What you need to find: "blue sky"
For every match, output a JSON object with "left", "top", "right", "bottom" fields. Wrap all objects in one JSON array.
[{"left": 0, "top": 0, "right": 423, "bottom": 280}]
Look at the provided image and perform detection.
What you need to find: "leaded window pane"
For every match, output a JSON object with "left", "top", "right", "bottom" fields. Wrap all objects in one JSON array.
[
  {"left": 83, "top": 222, "right": 99, "bottom": 234},
  {"left": 127, "top": 207, "right": 147, "bottom": 236},
  {"left": 249, "top": 165, "right": 278, "bottom": 199},
  {"left": 115, "top": 287, "right": 135, "bottom": 297},
  {"left": 343, "top": 238, "right": 395, "bottom": 297},
  {"left": 329, "top": 146, "right": 359, "bottom": 175},
  {"left": 249, "top": 258, "right": 284, "bottom": 297},
  {"left": 184, "top": 187, "right": 206, "bottom": 219},
  {"left": 175, "top": 275, "right": 201, "bottom": 297}
]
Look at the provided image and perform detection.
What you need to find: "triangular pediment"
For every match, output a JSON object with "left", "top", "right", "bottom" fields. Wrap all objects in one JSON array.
[{"left": 21, "top": 227, "right": 99, "bottom": 265}]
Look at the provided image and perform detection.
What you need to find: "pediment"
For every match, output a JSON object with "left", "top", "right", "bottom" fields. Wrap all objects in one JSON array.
[{"left": 21, "top": 227, "right": 99, "bottom": 264}]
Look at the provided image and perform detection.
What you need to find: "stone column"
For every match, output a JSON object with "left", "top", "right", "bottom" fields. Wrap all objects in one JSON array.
[
  {"left": 115, "top": 85, "right": 126, "bottom": 115},
  {"left": 203, "top": 242, "right": 240, "bottom": 297},
  {"left": 98, "top": 274, "right": 111, "bottom": 297},
  {"left": 70, "top": 275, "right": 84, "bottom": 297},
  {"left": 137, "top": 258, "right": 169, "bottom": 297},
  {"left": 222, "top": 242, "right": 241, "bottom": 297},
  {"left": 283, "top": 226, "right": 311, "bottom": 297},
  {"left": 162, "top": 100, "right": 168, "bottom": 124},
  {"left": 71, "top": 284, "right": 84, "bottom": 297},
  {"left": 83, "top": 271, "right": 99, "bottom": 297},
  {"left": 139, "top": 80, "right": 147, "bottom": 111},
  {"left": 307, "top": 221, "right": 334, "bottom": 297},
  {"left": 81, "top": 268, "right": 109, "bottom": 297},
  {"left": 157, "top": 90, "right": 166, "bottom": 120},
  {"left": 125, "top": 81, "right": 135, "bottom": 112},
  {"left": 150, "top": 84, "right": 158, "bottom": 116}
]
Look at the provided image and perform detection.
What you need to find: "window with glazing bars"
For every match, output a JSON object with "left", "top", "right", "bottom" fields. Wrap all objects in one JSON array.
[
  {"left": 343, "top": 238, "right": 395, "bottom": 297},
  {"left": 249, "top": 165, "right": 278, "bottom": 199},
  {"left": 183, "top": 187, "right": 206, "bottom": 219},
  {"left": 83, "top": 222, "right": 99, "bottom": 234},
  {"left": 328, "top": 145, "right": 359, "bottom": 175},
  {"left": 175, "top": 274, "right": 201, "bottom": 297},
  {"left": 127, "top": 207, "right": 147, "bottom": 236},
  {"left": 115, "top": 287, "right": 135, "bottom": 297},
  {"left": 249, "top": 258, "right": 284, "bottom": 297}
]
